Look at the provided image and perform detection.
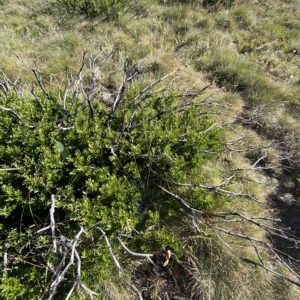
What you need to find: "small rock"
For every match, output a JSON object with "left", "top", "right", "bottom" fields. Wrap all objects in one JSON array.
[{"left": 277, "top": 193, "right": 300, "bottom": 206}]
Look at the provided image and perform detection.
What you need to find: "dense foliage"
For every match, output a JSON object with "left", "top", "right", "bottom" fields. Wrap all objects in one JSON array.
[{"left": 0, "top": 74, "right": 221, "bottom": 298}]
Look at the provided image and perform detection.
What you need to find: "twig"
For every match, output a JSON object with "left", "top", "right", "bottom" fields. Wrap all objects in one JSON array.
[
  {"left": 153, "top": 183, "right": 204, "bottom": 216},
  {"left": 96, "top": 227, "right": 121, "bottom": 273},
  {"left": 16, "top": 55, "right": 51, "bottom": 99},
  {"left": 49, "top": 225, "right": 96, "bottom": 300},
  {"left": 137, "top": 153, "right": 175, "bottom": 162},
  {"left": 250, "top": 239, "right": 264, "bottom": 265},
  {"left": 0, "top": 69, "right": 20, "bottom": 95},
  {"left": 130, "top": 284, "right": 143, "bottom": 300},
  {"left": 65, "top": 282, "right": 77, "bottom": 300},
  {"left": 3, "top": 239, "right": 8, "bottom": 275},
  {"left": 0, "top": 104, "right": 35, "bottom": 128},
  {"left": 50, "top": 195, "right": 56, "bottom": 253},
  {"left": 212, "top": 228, "right": 233, "bottom": 250},
  {"left": 267, "top": 244, "right": 300, "bottom": 280},
  {"left": 29, "top": 84, "right": 45, "bottom": 111},
  {"left": 117, "top": 236, "right": 154, "bottom": 264},
  {"left": 162, "top": 177, "right": 263, "bottom": 204},
  {"left": 112, "top": 56, "right": 129, "bottom": 114},
  {"left": 241, "top": 257, "right": 300, "bottom": 287},
  {"left": 214, "top": 225, "right": 300, "bottom": 286},
  {"left": 127, "top": 67, "right": 195, "bottom": 129},
  {"left": 128, "top": 99, "right": 196, "bottom": 129}
]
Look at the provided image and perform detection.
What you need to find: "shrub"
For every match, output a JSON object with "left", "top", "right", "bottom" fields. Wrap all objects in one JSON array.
[{"left": 0, "top": 54, "right": 222, "bottom": 298}]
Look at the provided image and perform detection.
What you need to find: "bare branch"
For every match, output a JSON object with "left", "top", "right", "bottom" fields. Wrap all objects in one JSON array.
[
  {"left": 0, "top": 69, "right": 20, "bottom": 95},
  {"left": 267, "top": 244, "right": 300, "bottom": 280},
  {"left": 160, "top": 176, "right": 263, "bottom": 204},
  {"left": 241, "top": 257, "right": 300, "bottom": 287},
  {"left": 250, "top": 239, "right": 264, "bottom": 265},
  {"left": 128, "top": 98, "right": 197, "bottom": 130},
  {"left": 16, "top": 55, "right": 51, "bottom": 99},
  {"left": 29, "top": 84, "right": 45, "bottom": 111},
  {"left": 111, "top": 56, "right": 131, "bottom": 114},
  {"left": 65, "top": 282, "right": 77, "bottom": 300},
  {"left": 131, "top": 284, "right": 143, "bottom": 300},
  {"left": 127, "top": 67, "right": 192, "bottom": 129},
  {"left": 3, "top": 239, "right": 8, "bottom": 275},
  {"left": 0, "top": 104, "right": 35, "bottom": 128},
  {"left": 214, "top": 225, "right": 300, "bottom": 286},
  {"left": 0, "top": 168, "right": 22, "bottom": 171},
  {"left": 137, "top": 153, "right": 175, "bottom": 162},
  {"left": 37, "top": 225, "right": 51, "bottom": 234},
  {"left": 117, "top": 236, "right": 154, "bottom": 264},
  {"left": 96, "top": 227, "right": 121, "bottom": 273},
  {"left": 50, "top": 195, "right": 56, "bottom": 253},
  {"left": 153, "top": 182, "right": 204, "bottom": 217}
]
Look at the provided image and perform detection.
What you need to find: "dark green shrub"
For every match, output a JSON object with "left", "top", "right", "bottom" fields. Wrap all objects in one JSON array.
[{"left": 0, "top": 58, "right": 222, "bottom": 298}]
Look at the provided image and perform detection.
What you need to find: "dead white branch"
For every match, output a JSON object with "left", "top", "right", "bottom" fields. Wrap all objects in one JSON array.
[
  {"left": 214, "top": 226, "right": 300, "bottom": 287},
  {"left": 0, "top": 104, "right": 35, "bottom": 128},
  {"left": 241, "top": 256, "right": 300, "bottom": 287},
  {"left": 3, "top": 239, "right": 8, "bottom": 275},
  {"left": 117, "top": 236, "right": 154, "bottom": 264},
  {"left": 153, "top": 183, "right": 204, "bottom": 216},
  {"left": 50, "top": 195, "right": 56, "bottom": 253},
  {"left": 131, "top": 284, "right": 143, "bottom": 300},
  {"left": 16, "top": 55, "right": 51, "bottom": 99},
  {"left": 49, "top": 225, "right": 98, "bottom": 300},
  {"left": 96, "top": 227, "right": 121, "bottom": 273},
  {"left": 162, "top": 176, "right": 263, "bottom": 204},
  {"left": 65, "top": 282, "right": 77, "bottom": 300}
]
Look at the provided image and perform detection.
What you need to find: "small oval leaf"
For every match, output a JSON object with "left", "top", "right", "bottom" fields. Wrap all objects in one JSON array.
[{"left": 55, "top": 140, "right": 64, "bottom": 152}]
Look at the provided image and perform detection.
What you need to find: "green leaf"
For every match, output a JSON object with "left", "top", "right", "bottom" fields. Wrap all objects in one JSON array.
[
  {"left": 55, "top": 140, "right": 70, "bottom": 159},
  {"left": 55, "top": 140, "right": 64, "bottom": 152}
]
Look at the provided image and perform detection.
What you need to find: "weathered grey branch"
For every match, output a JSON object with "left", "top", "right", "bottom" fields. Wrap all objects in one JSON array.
[
  {"left": 3, "top": 239, "right": 8, "bottom": 275},
  {"left": 50, "top": 195, "right": 56, "bottom": 253},
  {"left": 214, "top": 226, "right": 300, "bottom": 287},
  {"left": 0, "top": 168, "right": 22, "bottom": 171},
  {"left": 241, "top": 256, "right": 300, "bottom": 287},
  {"left": 267, "top": 244, "right": 300, "bottom": 280},
  {"left": 161, "top": 176, "right": 263, "bottom": 203},
  {"left": 127, "top": 67, "right": 200, "bottom": 130},
  {"left": 16, "top": 55, "right": 51, "bottom": 99},
  {"left": 65, "top": 282, "right": 77, "bottom": 300},
  {"left": 112, "top": 56, "right": 129, "bottom": 113},
  {"left": 96, "top": 227, "right": 121, "bottom": 273},
  {"left": 0, "top": 69, "right": 19, "bottom": 95},
  {"left": 48, "top": 225, "right": 97, "bottom": 300},
  {"left": 29, "top": 84, "right": 45, "bottom": 111},
  {"left": 117, "top": 236, "right": 154, "bottom": 264},
  {"left": 250, "top": 239, "right": 264, "bottom": 265},
  {"left": 153, "top": 183, "right": 204, "bottom": 216},
  {"left": 0, "top": 104, "right": 35, "bottom": 128},
  {"left": 138, "top": 153, "right": 175, "bottom": 162},
  {"left": 131, "top": 284, "right": 143, "bottom": 300}
]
